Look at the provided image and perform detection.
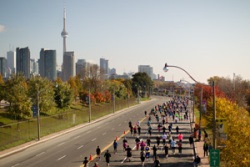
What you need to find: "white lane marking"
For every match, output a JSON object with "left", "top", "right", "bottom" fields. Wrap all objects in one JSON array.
[
  {"left": 11, "top": 164, "right": 20, "bottom": 167},
  {"left": 121, "top": 157, "right": 127, "bottom": 164},
  {"left": 102, "top": 132, "right": 107, "bottom": 135},
  {"left": 36, "top": 152, "right": 45, "bottom": 157},
  {"left": 91, "top": 138, "right": 96, "bottom": 141},
  {"left": 58, "top": 142, "right": 65, "bottom": 146},
  {"left": 87, "top": 131, "right": 91, "bottom": 134},
  {"left": 74, "top": 136, "right": 80, "bottom": 140},
  {"left": 77, "top": 145, "right": 84, "bottom": 150},
  {"left": 57, "top": 155, "right": 67, "bottom": 161}
]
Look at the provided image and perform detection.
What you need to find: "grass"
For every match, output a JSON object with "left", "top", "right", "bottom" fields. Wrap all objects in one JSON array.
[{"left": 0, "top": 97, "right": 138, "bottom": 151}]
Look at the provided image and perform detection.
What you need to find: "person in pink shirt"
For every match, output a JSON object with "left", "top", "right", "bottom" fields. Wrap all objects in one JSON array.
[{"left": 178, "top": 133, "right": 183, "bottom": 142}]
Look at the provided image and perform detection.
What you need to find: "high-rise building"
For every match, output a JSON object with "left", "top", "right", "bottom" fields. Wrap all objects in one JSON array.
[
  {"left": 62, "top": 51, "right": 75, "bottom": 81},
  {"left": 30, "top": 59, "right": 39, "bottom": 76},
  {"left": 0, "top": 57, "right": 7, "bottom": 78},
  {"left": 39, "top": 49, "right": 57, "bottom": 80},
  {"left": 100, "top": 58, "right": 109, "bottom": 79},
  {"left": 138, "top": 65, "right": 154, "bottom": 80},
  {"left": 16, "top": 47, "right": 30, "bottom": 78},
  {"left": 76, "top": 59, "right": 86, "bottom": 77},
  {"left": 6, "top": 50, "right": 16, "bottom": 76}
]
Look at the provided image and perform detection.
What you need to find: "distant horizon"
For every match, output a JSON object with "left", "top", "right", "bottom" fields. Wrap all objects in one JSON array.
[{"left": 1, "top": 0, "right": 250, "bottom": 83}]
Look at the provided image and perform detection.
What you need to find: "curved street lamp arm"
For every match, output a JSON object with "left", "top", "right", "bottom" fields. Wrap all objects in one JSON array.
[{"left": 166, "top": 65, "right": 200, "bottom": 84}]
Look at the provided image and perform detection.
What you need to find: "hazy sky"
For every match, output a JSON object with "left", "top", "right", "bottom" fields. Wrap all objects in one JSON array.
[{"left": 0, "top": 0, "right": 250, "bottom": 83}]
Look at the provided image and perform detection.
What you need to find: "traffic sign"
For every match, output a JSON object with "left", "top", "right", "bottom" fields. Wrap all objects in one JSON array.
[
  {"left": 32, "top": 105, "right": 38, "bottom": 118},
  {"left": 210, "top": 149, "right": 220, "bottom": 167}
]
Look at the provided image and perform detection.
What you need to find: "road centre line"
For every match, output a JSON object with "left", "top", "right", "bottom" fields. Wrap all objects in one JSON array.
[
  {"left": 35, "top": 152, "right": 45, "bottom": 157},
  {"left": 57, "top": 142, "right": 65, "bottom": 147},
  {"left": 102, "top": 132, "right": 107, "bottom": 135},
  {"left": 91, "top": 138, "right": 96, "bottom": 141},
  {"left": 77, "top": 145, "right": 84, "bottom": 150},
  {"left": 74, "top": 136, "right": 80, "bottom": 140},
  {"left": 57, "top": 155, "right": 66, "bottom": 161}
]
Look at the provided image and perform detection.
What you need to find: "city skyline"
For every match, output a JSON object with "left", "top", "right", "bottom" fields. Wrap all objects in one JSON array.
[{"left": 1, "top": 0, "right": 250, "bottom": 83}]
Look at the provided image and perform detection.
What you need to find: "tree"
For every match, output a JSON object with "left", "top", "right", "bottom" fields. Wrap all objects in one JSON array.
[
  {"left": 28, "top": 76, "right": 55, "bottom": 114},
  {"left": 54, "top": 81, "right": 73, "bottom": 109},
  {"left": 132, "top": 72, "right": 153, "bottom": 97},
  {"left": 212, "top": 98, "right": 250, "bottom": 166},
  {"left": 4, "top": 74, "right": 32, "bottom": 119}
]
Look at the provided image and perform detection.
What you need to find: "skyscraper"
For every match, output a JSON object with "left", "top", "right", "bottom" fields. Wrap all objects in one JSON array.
[
  {"left": 138, "top": 65, "right": 154, "bottom": 80},
  {"left": 61, "top": 8, "right": 68, "bottom": 54},
  {"left": 100, "top": 58, "right": 109, "bottom": 79},
  {"left": 62, "top": 51, "right": 75, "bottom": 81},
  {"left": 0, "top": 57, "right": 6, "bottom": 78},
  {"left": 6, "top": 50, "right": 16, "bottom": 76},
  {"left": 16, "top": 47, "right": 30, "bottom": 78},
  {"left": 76, "top": 59, "right": 86, "bottom": 77},
  {"left": 39, "top": 49, "right": 57, "bottom": 80},
  {"left": 30, "top": 59, "right": 39, "bottom": 76}
]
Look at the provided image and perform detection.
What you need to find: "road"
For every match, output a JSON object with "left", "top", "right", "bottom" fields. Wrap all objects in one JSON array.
[{"left": 0, "top": 96, "right": 194, "bottom": 167}]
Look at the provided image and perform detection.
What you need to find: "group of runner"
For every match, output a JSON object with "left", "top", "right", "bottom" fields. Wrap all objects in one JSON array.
[{"left": 83, "top": 96, "right": 192, "bottom": 167}]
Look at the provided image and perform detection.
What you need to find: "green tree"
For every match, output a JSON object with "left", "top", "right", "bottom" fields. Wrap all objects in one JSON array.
[
  {"left": 54, "top": 81, "right": 73, "bottom": 109},
  {"left": 4, "top": 74, "right": 32, "bottom": 119},
  {"left": 28, "top": 76, "right": 55, "bottom": 114},
  {"left": 132, "top": 72, "right": 153, "bottom": 97}
]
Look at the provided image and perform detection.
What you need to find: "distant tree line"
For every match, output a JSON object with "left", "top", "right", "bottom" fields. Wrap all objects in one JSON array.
[{"left": 0, "top": 72, "right": 153, "bottom": 120}]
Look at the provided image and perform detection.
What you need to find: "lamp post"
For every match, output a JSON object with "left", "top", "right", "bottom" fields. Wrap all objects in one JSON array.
[
  {"left": 164, "top": 63, "right": 217, "bottom": 149},
  {"left": 36, "top": 90, "right": 41, "bottom": 141},
  {"left": 88, "top": 66, "right": 91, "bottom": 123}
]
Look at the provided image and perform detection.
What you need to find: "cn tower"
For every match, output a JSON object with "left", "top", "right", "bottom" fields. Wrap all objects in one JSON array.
[{"left": 61, "top": 8, "right": 68, "bottom": 53}]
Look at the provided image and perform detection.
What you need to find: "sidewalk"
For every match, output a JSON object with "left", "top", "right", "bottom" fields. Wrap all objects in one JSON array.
[{"left": 194, "top": 140, "right": 210, "bottom": 167}]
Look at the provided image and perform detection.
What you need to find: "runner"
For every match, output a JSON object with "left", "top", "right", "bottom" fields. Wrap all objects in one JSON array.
[
  {"left": 164, "top": 144, "right": 169, "bottom": 158},
  {"left": 140, "top": 150, "right": 146, "bottom": 167},
  {"left": 146, "top": 137, "right": 151, "bottom": 147},
  {"left": 104, "top": 150, "right": 111, "bottom": 167},
  {"left": 140, "top": 140, "right": 146, "bottom": 151},
  {"left": 148, "top": 125, "right": 152, "bottom": 137},
  {"left": 113, "top": 139, "right": 118, "bottom": 154},
  {"left": 135, "top": 136, "right": 140, "bottom": 151},
  {"left": 176, "top": 126, "right": 179, "bottom": 134},
  {"left": 138, "top": 125, "right": 141, "bottom": 136},
  {"left": 154, "top": 156, "right": 160, "bottom": 167},
  {"left": 126, "top": 145, "right": 132, "bottom": 162},
  {"left": 156, "top": 135, "right": 161, "bottom": 148},
  {"left": 178, "top": 133, "right": 183, "bottom": 142},
  {"left": 153, "top": 145, "right": 157, "bottom": 160},
  {"left": 170, "top": 138, "right": 176, "bottom": 154},
  {"left": 178, "top": 141, "right": 182, "bottom": 156},
  {"left": 123, "top": 137, "right": 128, "bottom": 151},
  {"left": 96, "top": 146, "right": 101, "bottom": 161},
  {"left": 145, "top": 145, "right": 150, "bottom": 161},
  {"left": 82, "top": 157, "right": 89, "bottom": 167}
]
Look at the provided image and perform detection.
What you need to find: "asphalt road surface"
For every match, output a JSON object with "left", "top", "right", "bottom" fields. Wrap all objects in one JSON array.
[{"left": 0, "top": 96, "right": 194, "bottom": 167}]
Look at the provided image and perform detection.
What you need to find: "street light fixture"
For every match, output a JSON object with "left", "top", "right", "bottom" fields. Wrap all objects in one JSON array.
[{"left": 163, "top": 63, "right": 217, "bottom": 149}]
